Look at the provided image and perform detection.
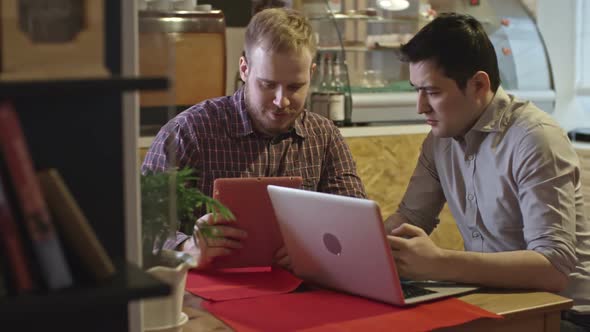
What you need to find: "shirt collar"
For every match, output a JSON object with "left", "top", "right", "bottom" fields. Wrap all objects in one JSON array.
[
  {"left": 229, "top": 87, "right": 306, "bottom": 140},
  {"left": 469, "top": 86, "right": 513, "bottom": 134}
]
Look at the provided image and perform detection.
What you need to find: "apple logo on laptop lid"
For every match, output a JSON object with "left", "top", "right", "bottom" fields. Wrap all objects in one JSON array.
[{"left": 323, "top": 233, "right": 342, "bottom": 256}]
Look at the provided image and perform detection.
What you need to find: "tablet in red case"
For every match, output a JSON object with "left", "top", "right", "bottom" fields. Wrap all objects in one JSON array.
[{"left": 211, "top": 176, "right": 303, "bottom": 269}]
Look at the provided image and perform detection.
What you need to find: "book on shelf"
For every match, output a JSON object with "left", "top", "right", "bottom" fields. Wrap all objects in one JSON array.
[
  {"left": 0, "top": 267, "right": 6, "bottom": 297},
  {"left": 0, "top": 101, "right": 73, "bottom": 290},
  {"left": 0, "top": 169, "right": 35, "bottom": 293},
  {"left": 38, "top": 168, "right": 116, "bottom": 281}
]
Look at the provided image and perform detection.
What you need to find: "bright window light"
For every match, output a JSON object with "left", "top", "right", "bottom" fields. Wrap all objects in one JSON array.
[{"left": 378, "top": 0, "right": 410, "bottom": 11}]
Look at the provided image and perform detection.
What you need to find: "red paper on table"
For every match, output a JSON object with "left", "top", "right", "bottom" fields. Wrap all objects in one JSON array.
[
  {"left": 185, "top": 266, "right": 303, "bottom": 301},
  {"left": 203, "top": 289, "right": 502, "bottom": 332}
]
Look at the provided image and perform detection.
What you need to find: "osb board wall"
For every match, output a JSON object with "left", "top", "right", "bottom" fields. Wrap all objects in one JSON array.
[
  {"left": 138, "top": 133, "right": 464, "bottom": 250},
  {"left": 346, "top": 134, "right": 464, "bottom": 251},
  {"left": 140, "top": 148, "right": 148, "bottom": 166}
]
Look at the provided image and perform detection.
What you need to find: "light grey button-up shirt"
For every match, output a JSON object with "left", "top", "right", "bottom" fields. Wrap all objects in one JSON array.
[{"left": 398, "top": 87, "right": 590, "bottom": 313}]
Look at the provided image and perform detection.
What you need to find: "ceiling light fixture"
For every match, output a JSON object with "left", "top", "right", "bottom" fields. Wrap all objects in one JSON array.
[{"left": 377, "top": 0, "right": 410, "bottom": 11}]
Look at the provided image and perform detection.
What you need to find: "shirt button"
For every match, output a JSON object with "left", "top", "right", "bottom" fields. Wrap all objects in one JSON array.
[
  {"left": 467, "top": 155, "right": 474, "bottom": 161},
  {"left": 467, "top": 194, "right": 474, "bottom": 201},
  {"left": 472, "top": 231, "right": 481, "bottom": 239}
]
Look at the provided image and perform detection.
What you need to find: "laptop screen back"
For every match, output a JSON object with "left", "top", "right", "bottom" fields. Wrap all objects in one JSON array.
[{"left": 267, "top": 185, "right": 406, "bottom": 305}]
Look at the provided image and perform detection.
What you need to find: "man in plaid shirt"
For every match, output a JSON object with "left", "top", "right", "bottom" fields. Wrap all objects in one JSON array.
[{"left": 142, "top": 8, "right": 366, "bottom": 270}]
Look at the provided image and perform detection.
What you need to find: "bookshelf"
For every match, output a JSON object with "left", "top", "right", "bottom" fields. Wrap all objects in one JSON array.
[
  {"left": 0, "top": 261, "right": 169, "bottom": 316},
  {"left": 0, "top": 2, "right": 170, "bottom": 331}
]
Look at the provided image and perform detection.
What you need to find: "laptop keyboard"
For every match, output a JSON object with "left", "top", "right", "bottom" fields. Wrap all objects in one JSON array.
[{"left": 401, "top": 283, "right": 437, "bottom": 299}]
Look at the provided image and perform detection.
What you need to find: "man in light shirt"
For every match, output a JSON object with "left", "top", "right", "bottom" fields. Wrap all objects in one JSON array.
[{"left": 385, "top": 13, "right": 590, "bottom": 330}]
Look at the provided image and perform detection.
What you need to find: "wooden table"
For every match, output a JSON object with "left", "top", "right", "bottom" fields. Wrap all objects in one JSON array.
[{"left": 181, "top": 290, "right": 572, "bottom": 332}]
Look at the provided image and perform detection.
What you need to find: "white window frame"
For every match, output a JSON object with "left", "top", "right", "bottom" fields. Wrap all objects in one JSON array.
[{"left": 576, "top": 0, "right": 590, "bottom": 95}]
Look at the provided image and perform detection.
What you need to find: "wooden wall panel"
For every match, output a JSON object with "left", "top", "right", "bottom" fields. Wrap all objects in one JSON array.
[{"left": 346, "top": 134, "right": 464, "bottom": 251}]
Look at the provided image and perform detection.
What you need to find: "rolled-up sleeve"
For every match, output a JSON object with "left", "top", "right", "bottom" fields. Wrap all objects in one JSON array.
[
  {"left": 162, "top": 232, "right": 191, "bottom": 251},
  {"left": 514, "top": 124, "right": 579, "bottom": 275},
  {"left": 397, "top": 133, "right": 447, "bottom": 234}
]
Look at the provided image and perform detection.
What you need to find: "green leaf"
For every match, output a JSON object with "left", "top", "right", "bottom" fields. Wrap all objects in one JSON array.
[{"left": 140, "top": 167, "right": 235, "bottom": 256}]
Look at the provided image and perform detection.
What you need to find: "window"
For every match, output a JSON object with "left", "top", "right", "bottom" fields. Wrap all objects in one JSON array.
[{"left": 577, "top": 0, "right": 590, "bottom": 94}]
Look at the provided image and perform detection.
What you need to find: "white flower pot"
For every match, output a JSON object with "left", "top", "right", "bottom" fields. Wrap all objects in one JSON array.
[
  {"left": 145, "top": 312, "right": 189, "bottom": 332},
  {"left": 142, "top": 250, "right": 196, "bottom": 331}
]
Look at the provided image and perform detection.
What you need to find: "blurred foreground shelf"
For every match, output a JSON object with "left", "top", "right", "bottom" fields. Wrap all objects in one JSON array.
[
  {"left": 0, "top": 261, "right": 170, "bottom": 317},
  {"left": 0, "top": 76, "right": 169, "bottom": 98}
]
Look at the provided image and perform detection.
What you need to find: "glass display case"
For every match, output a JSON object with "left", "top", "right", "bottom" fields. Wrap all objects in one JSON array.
[
  {"left": 301, "top": 0, "right": 554, "bottom": 125},
  {"left": 303, "top": 0, "right": 431, "bottom": 124}
]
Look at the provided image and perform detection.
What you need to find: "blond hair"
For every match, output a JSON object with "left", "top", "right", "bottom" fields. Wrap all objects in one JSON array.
[{"left": 244, "top": 7, "right": 316, "bottom": 62}]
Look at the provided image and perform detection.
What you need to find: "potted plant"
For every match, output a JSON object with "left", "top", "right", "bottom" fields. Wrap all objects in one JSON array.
[{"left": 140, "top": 167, "right": 234, "bottom": 331}]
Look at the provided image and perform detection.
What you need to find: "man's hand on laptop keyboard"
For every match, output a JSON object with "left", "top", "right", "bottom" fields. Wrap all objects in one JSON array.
[
  {"left": 182, "top": 213, "right": 248, "bottom": 270},
  {"left": 387, "top": 223, "right": 445, "bottom": 280}
]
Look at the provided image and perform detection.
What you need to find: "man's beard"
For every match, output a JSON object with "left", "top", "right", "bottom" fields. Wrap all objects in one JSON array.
[{"left": 272, "top": 107, "right": 298, "bottom": 115}]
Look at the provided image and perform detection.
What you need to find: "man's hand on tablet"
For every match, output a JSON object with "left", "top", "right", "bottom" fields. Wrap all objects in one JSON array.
[{"left": 182, "top": 213, "right": 248, "bottom": 270}]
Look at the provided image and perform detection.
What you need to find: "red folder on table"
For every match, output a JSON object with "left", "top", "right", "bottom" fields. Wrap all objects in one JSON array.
[
  {"left": 186, "top": 266, "right": 302, "bottom": 301},
  {"left": 203, "top": 289, "right": 502, "bottom": 332}
]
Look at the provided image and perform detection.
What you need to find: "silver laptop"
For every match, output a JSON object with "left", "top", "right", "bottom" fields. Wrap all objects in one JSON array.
[{"left": 267, "top": 185, "right": 478, "bottom": 306}]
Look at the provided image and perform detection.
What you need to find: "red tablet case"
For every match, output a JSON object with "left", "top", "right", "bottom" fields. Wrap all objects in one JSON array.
[{"left": 210, "top": 176, "right": 303, "bottom": 269}]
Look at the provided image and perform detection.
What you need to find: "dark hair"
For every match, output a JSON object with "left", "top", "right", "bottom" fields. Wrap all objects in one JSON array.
[{"left": 400, "top": 13, "right": 500, "bottom": 92}]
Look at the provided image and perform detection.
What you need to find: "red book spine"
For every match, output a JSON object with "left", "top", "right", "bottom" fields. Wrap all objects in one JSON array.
[
  {"left": 0, "top": 179, "right": 34, "bottom": 292},
  {"left": 0, "top": 101, "right": 72, "bottom": 289}
]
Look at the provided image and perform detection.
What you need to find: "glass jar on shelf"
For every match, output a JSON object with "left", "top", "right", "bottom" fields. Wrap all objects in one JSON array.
[{"left": 310, "top": 52, "right": 347, "bottom": 126}]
